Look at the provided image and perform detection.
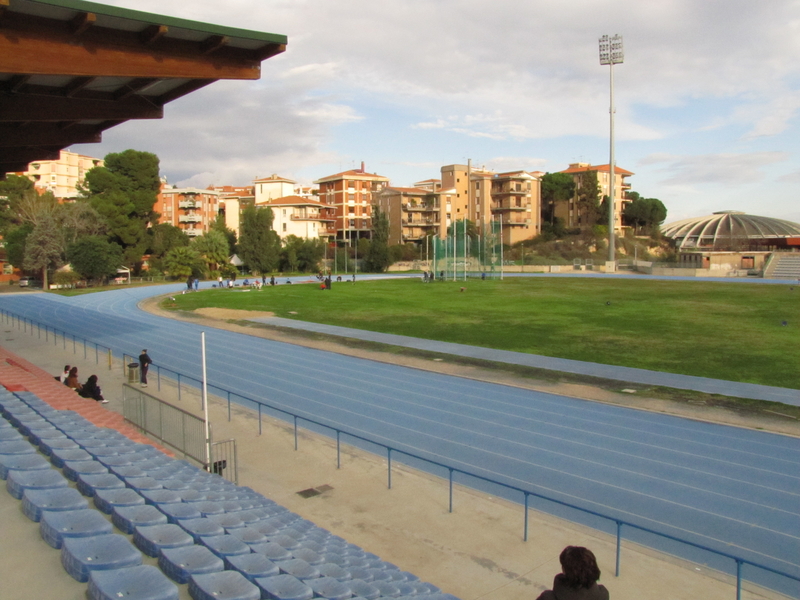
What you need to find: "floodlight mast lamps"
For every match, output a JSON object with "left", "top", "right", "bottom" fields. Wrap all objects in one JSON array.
[{"left": 599, "top": 34, "right": 623, "bottom": 266}]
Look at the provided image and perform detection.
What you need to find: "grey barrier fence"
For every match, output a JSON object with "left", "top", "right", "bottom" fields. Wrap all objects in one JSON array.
[{"left": 2, "top": 307, "right": 798, "bottom": 599}]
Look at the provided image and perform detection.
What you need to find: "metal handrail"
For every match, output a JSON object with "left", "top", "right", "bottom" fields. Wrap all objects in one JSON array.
[{"left": 1, "top": 307, "right": 797, "bottom": 598}]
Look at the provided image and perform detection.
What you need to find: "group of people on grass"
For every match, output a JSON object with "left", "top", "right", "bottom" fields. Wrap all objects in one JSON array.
[{"left": 59, "top": 365, "right": 107, "bottom": 404}]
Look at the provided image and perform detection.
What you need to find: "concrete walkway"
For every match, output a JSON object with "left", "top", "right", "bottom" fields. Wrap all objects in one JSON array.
[
  {"left": 0, "top": 321, "right": 791, "bottom": 600},
  {"left": 249, "top": 317, "right": 800, "bottom": 406}
]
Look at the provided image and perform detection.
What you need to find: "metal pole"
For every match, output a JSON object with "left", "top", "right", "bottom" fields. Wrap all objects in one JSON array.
[
  {"left": 448, "top": 468, "right": 454, "bottom": 513},
  {"left": 387, "top": 448, "right": 392, "bottom": 489},
  {"left": 524, "top": 492, "right": 529, "bottom": 541},
  {"left": 735, "top": 560, "right": 742, "bottom": 600},
  {"left": 609, "top": 59, "right": 616, "bottom": 265},
  {"left": 201, "top": 332, "right": 211, "bottom": 470},
  {"left": 615, "top": 521, "right": 622, "bottom": 576},
  {"left": 336, "top": 431, "right": 341, "bottom": 469},
  {"left": 293, "top": 416, "right": 298, "bottom": 450}
]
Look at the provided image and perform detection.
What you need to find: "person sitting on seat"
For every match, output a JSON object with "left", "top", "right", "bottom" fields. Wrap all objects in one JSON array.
[
  {"left": 64, "top": 367, "right": 82, "bottom": 392},
  {"left": 79, "top": 375, "right": 108, "bottom": 404},
  {"left": 535, "top": 546, "right": 609, "bottom": 600}
]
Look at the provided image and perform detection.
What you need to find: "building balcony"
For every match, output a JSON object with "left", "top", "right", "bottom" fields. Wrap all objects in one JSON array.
[
  {"left": 185, "top": 229, "right": 202, "bottom": 237},
  {"left": 178, "top": 215, "right": 202, "bottom": 223},
  {"left": 405, "top": 203, "right": 438, "bottom": 212},
  {"left": 179, "top": 201, "right": 199, "bottom": 209},
  {"left": 493, "top": 203, "right": 530, "bottom": 212}
]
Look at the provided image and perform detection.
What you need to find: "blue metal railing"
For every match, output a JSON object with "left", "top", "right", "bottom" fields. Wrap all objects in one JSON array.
[{"left": 2, "top": 307, "right": 798, "bottom": 599}]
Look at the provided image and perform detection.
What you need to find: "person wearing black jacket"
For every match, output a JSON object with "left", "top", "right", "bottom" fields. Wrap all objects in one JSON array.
[
  {"left": 79, "top": 375, "right": 108, "bottom": 404},
  {"left": 139, "top": 349, "right": 152, "bottom": 387}
]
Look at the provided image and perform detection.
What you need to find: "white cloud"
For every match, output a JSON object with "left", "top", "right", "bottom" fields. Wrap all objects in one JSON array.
[{"left": 641, "top": 152, "right": 790, "bottom": 186}]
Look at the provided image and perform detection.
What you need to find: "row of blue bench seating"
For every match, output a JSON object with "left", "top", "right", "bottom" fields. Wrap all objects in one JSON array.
[{"left": 0, "top": 389, "right": 461, "bottom": 600}]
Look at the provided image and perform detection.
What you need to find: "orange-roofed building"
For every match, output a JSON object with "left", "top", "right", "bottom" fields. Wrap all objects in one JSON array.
[
  {"left": 557, "top": 162, "right": 633, "bottom": 230},
  {"left": 376, "top": 187, "right": 440, "bottom": 246},
  {"left": 211, "top": 185, "right": 254, "bottom": 237},
  {"left": 314, "top": 164, "right": 390, "bottom": 244},
  {"left": 156, "top": 185, "right": 221, "bottom": 237}
]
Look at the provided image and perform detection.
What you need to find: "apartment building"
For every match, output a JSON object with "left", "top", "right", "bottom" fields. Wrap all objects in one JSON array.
[
  {"left": 263, "top": 195, "right": 336, "bottom": 241},
  {"left": 557, "top": 162, "right": 633, "bottom": 229},
  {"left": 212, "top": 186, "right": 254, "bottom": 237},
  {"left": 313, "top": 166, "right": 390, "bottom": 244},
  {"left": 376, "top": 187, "right": 440, "bottom": 246},
  {"left": 15, "top": 150, "right": 102, "bottom": 200},
  {"left": 491, "top": 170, "right": 542, "bottom": 245},
  {"left": 253, "top": 174, "right": 296, "bottom": 204},
  {"left": 157, "top": 186, "right": 222, "bottom": 237}
]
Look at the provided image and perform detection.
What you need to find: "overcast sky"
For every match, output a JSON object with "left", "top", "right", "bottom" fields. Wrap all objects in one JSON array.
[{"left": 73, "top": 0, "right": 800, "bottom": 225}]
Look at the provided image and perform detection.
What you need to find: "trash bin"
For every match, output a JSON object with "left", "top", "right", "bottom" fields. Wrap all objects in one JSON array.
[{"left": 127, "top": 363, "right": 139, "bottom": 384}]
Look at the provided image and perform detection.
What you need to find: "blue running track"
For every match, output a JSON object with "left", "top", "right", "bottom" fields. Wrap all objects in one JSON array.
[{"left": 0, "top": 284, "right": 798, "bottom": 596}]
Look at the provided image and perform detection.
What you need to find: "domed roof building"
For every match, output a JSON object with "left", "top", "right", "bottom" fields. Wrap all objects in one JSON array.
[{"left": 662, "top": 211, "right": 800, "bottom": 250}]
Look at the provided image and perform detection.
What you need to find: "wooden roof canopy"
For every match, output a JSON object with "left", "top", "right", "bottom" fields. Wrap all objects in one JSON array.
[{"left": 0, "top": 0, "right": 287, "bottom": 173}]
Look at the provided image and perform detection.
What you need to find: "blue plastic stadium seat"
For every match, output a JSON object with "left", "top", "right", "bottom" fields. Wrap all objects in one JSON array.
[
  {"left": 291, "top": 547, "right": 323, "bottom": 565},
  {"left": 87, "top": 564, "right": 178, "bottom": 600},
  {"left": 108, "top": 464, "right": 146, "bottom": 478},
  {"left": 413, "top": 581, "right": 441, "bottom": 594},
  {"left": 252, "top": 520, "right": 280, "bottom": 536},
  {"left": 158, "top": 502, "right": 201, "bottom": 524},
  {"left": 63, "top": 459, "right": 108, "bottom": 482},
  {"left": 112, "top": 504, "right": 168, "bottom": 534},
  {"left": 249, "top": 541, "right": 292, "bottom": 561},
  {"left": 297, "top": 538, "right": 325, "bottom": 553},
  {"left": 233, "top": 510, "right": 262, "bottom": 525},
  {"left": 229, "top": 526, "right": 268, "bottom": 545},
  {"left": 133, "top": 523, "right": 193, "bottom": 558},
  {"left": 93, "top": 487, "right": 145, "bottom": 514},
  {"left": 77, "top": 472, "right": 125, "bottom": 497},
  {"left": 347, "top": 580, "right": 380, "bottom": 600},
  {"left": 39, "top": 437, "right": 79, "bottom": 456},
  {"left": 317, "top": 562, "right": 351, "bottom": 582},
  {"left": 307, "top": 577, "right": 353, "bottom": 600},
  {"left": 123, "top": 476, "right": 162, "bottom": 493},
  {"left": 40, "top": 507, "right": 113, "bottom": 548},
  {"left": 255, "top": 574, "right": 313, "bottom": 600},
  {"left": 140, "top": 489, "right": 181, "bottom": 506},
  {"left": 50, "top": 447, "right": 92, "bottom": 468},
  {"left": 22, "top": 486, "right": 88, "bottom": 521},
  {"left": 160, "top": 479, "right": 189, "bottom": 491},
  {"left": 177, "top": 517, "right": 225, "bottom": 543},
  {"left": 318, "top": 552, "right": 348, "bottom": 567},
  {"left": 371, "top": 580, "right": 402, "bottom": 597},
  {"left": 0, "top": 452, "right": 50, "bottom": 479},
  {"left": 226, "top": 552, "right": 279, "bottom": 582},
  {"left": 87, "top": 447, "right": 120, "bottom": 459},
  {"left": 158, "top": 545, "right": 224, "bottom": 584},
  {"left": 189, "top": 571, "right": 261, "bottom": 600},
  {"left": 268, "top": 534, "right": 300, "bottom": 550},
  {"left": 27, "top": 426, "right": 65, "bottom": 446},
  {"left": 199, "top": 533, "right": 252, "bottom": 560},
  {"left": 0, "top": 439, "right": 37, "bottom": 456},
  {"left": 61, "top": 533, "right": 142, "bottom": 583},
  {"left": 97, "top": 455, "right": 132, "bottom": 468},
  {"left": 0, "top": 428, "right": 23, "bottom": 442},
  {"left": 194, "top": 500, "right": 225, "bottom": 517},
  {"left": 275, "top": 558, "right": 320, "bottom": 581},
  {"left": 176, "top": 489, "right": 206, "bottom": 503},
  {"left": 7, "top": 467, "right": 68, "bottom": 499}
]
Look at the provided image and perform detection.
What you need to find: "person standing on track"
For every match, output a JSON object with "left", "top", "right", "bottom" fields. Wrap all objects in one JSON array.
[{"left": 138, "top": 349, "right": 152, "bottom": 388}]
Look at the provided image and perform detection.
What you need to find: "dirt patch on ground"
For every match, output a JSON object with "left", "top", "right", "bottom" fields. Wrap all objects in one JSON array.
[
  {"left": 141, "top": 294, "right": 800, "bottom": 437},
  {"left": 195, "top": 307, "right": 275, "bottom": 320}
]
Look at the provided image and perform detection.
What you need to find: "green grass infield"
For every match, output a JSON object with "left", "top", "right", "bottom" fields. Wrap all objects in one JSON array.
[{"left": 166, "top": 277, "right": 800, "bottom": 389}]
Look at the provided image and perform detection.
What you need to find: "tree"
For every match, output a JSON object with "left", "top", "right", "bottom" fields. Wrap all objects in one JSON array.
[
  {"left": 623, "top": 194, "right": 667, "bottom": 234},
  {"left": 4, "top": 223, "right": 33, "bottom": 269},
  {"left": 193, "top": 230, "right": 230, "bottom": 274},
  {"left": 238, "top": 206, "right": 280, "bottom": 273},
  {"left": 23, "top": 216, "right": 63, "bottom": 289},
  {"left": 574, "top": 170, "right": 602, "bottom": 227},
  {"left": 66, "top": 236, "right": 123, "bottom": 282},
  {"left": 147, "top": 223, "right": 189, "bottom": 272},
  {"left": 362, "top": 205, "right": 391, "bottom": 272},
  {"left": 279, "top": 236, "right": 325, "bottom": 273},
  {"left": 82, "top": 149, "right": 160, "bottom": 268},
  {"left": 58, "top": 201, "right": 108, "bottom": 249},
  {"left": 163, "top": 246, "right": 203, "bottom": 280},
  {"left": 0, "top": 175, "right": 36, "bottom": 232},
  {"left": 210, "top": 213, "right": 237, "bottom": 256},
  {"left": 540, "top": 172, "right": 576, "bottom": 225}
]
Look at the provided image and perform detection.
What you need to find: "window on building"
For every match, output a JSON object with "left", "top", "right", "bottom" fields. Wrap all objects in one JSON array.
[{"left": 282, "top": 223, "right": 287, "bottom": 232}]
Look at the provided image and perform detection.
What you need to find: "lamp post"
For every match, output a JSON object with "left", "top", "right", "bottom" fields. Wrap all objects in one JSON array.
[{"left": 599, "top": 34, "right": 623, "bottom": 267}]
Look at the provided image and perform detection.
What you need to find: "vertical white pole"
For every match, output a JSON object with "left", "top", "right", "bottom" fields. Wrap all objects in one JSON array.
[
  {"left": 201, "top": 332, "right": 211, "bottom": 470},
  {"left": 463, "top": 218, "right": 467, "bottom": 281},
  {"left": 500, "top": 216, "right": 504, "bottom": 280},
  {"left": 609, "top": 60, "right": 616, "bottom": 264}
]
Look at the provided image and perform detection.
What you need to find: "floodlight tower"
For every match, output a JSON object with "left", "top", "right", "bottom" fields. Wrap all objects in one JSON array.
[{"left": 599, "top": 34, "right": 623, "bottom": 266}]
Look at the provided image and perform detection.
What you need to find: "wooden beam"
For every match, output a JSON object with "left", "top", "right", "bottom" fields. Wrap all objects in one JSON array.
[
  {"left": 70, "top": 12, "right": 96, "bottom": 37},
  {"left": 251, "top": 43, "right": 287, "bottom": 62},
  {"left": 0, "top": 147, "right": 63, "bottom": 167},
  {"left": 63, "top": 77, "right": 97, "bottom": 98},
  {"left": 113, "top": 78, "right": 160, "bottom": 101},
  {"left": 0, "top": 123, "right": 102, "bottom": 147},
  {"left": 6, "top": 75, "right": 31, "bottom": 93},
  {"left": 0, "top": 24, "right": 261, "bottom": 80},
  {"left": 0, "top": 93, "right": 164, "bottom": 121},
  {"left": 139, "top": 24, "right": 168, "bottom": 46},
  {"left": 0, "top": 0, "right": 9, "bottom": 24},
  {"left": 154, "top": 79, "right": 214, "bottom": 105},
  {"left": 201, "top": 35, "right": 229, "bottom": 55}
]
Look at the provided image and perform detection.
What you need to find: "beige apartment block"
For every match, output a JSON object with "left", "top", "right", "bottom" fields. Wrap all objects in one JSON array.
[
  {"left": 376, "top": 187, "right": 440, "bottom": 246},
  {"left": 491, "top": 170, "right": 543, "bottom": 245},
  {"left": 254, "top": 174, "right": 296, "bottom": 204},
  {"left": 15, "top": 149, "right": 102, "bottom": 200},
  {"left": 314, "top": 166, "right": 390, "bottom": 244},
  {"left": 558, "top": 162, "right": 633, "bottom": 230},
  {"left": 157, "top": 186, "right": 222, "bottom": 237},
  {"left": 212, "top": 186, "right": 254, "bottom": 237},
  {"left": 261, "top": 195, "right": 336, "bottom": 241}
]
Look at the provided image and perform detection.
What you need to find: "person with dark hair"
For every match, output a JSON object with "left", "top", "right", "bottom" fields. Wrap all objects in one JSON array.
[
  {"left": 79, "top": 375, "right": 108, "bottom": 404},
  {"left": 56, "top": 365, "right": 70, "bottom": 383},
  {"left": 139, "top": 349, "right": 152, "bottom": 388},
  {"left": 64, "top": 367, "right": 82, "bottom": 392},
  {"left": 536, "top": 546, "right": 609, "bottom": 600}
]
